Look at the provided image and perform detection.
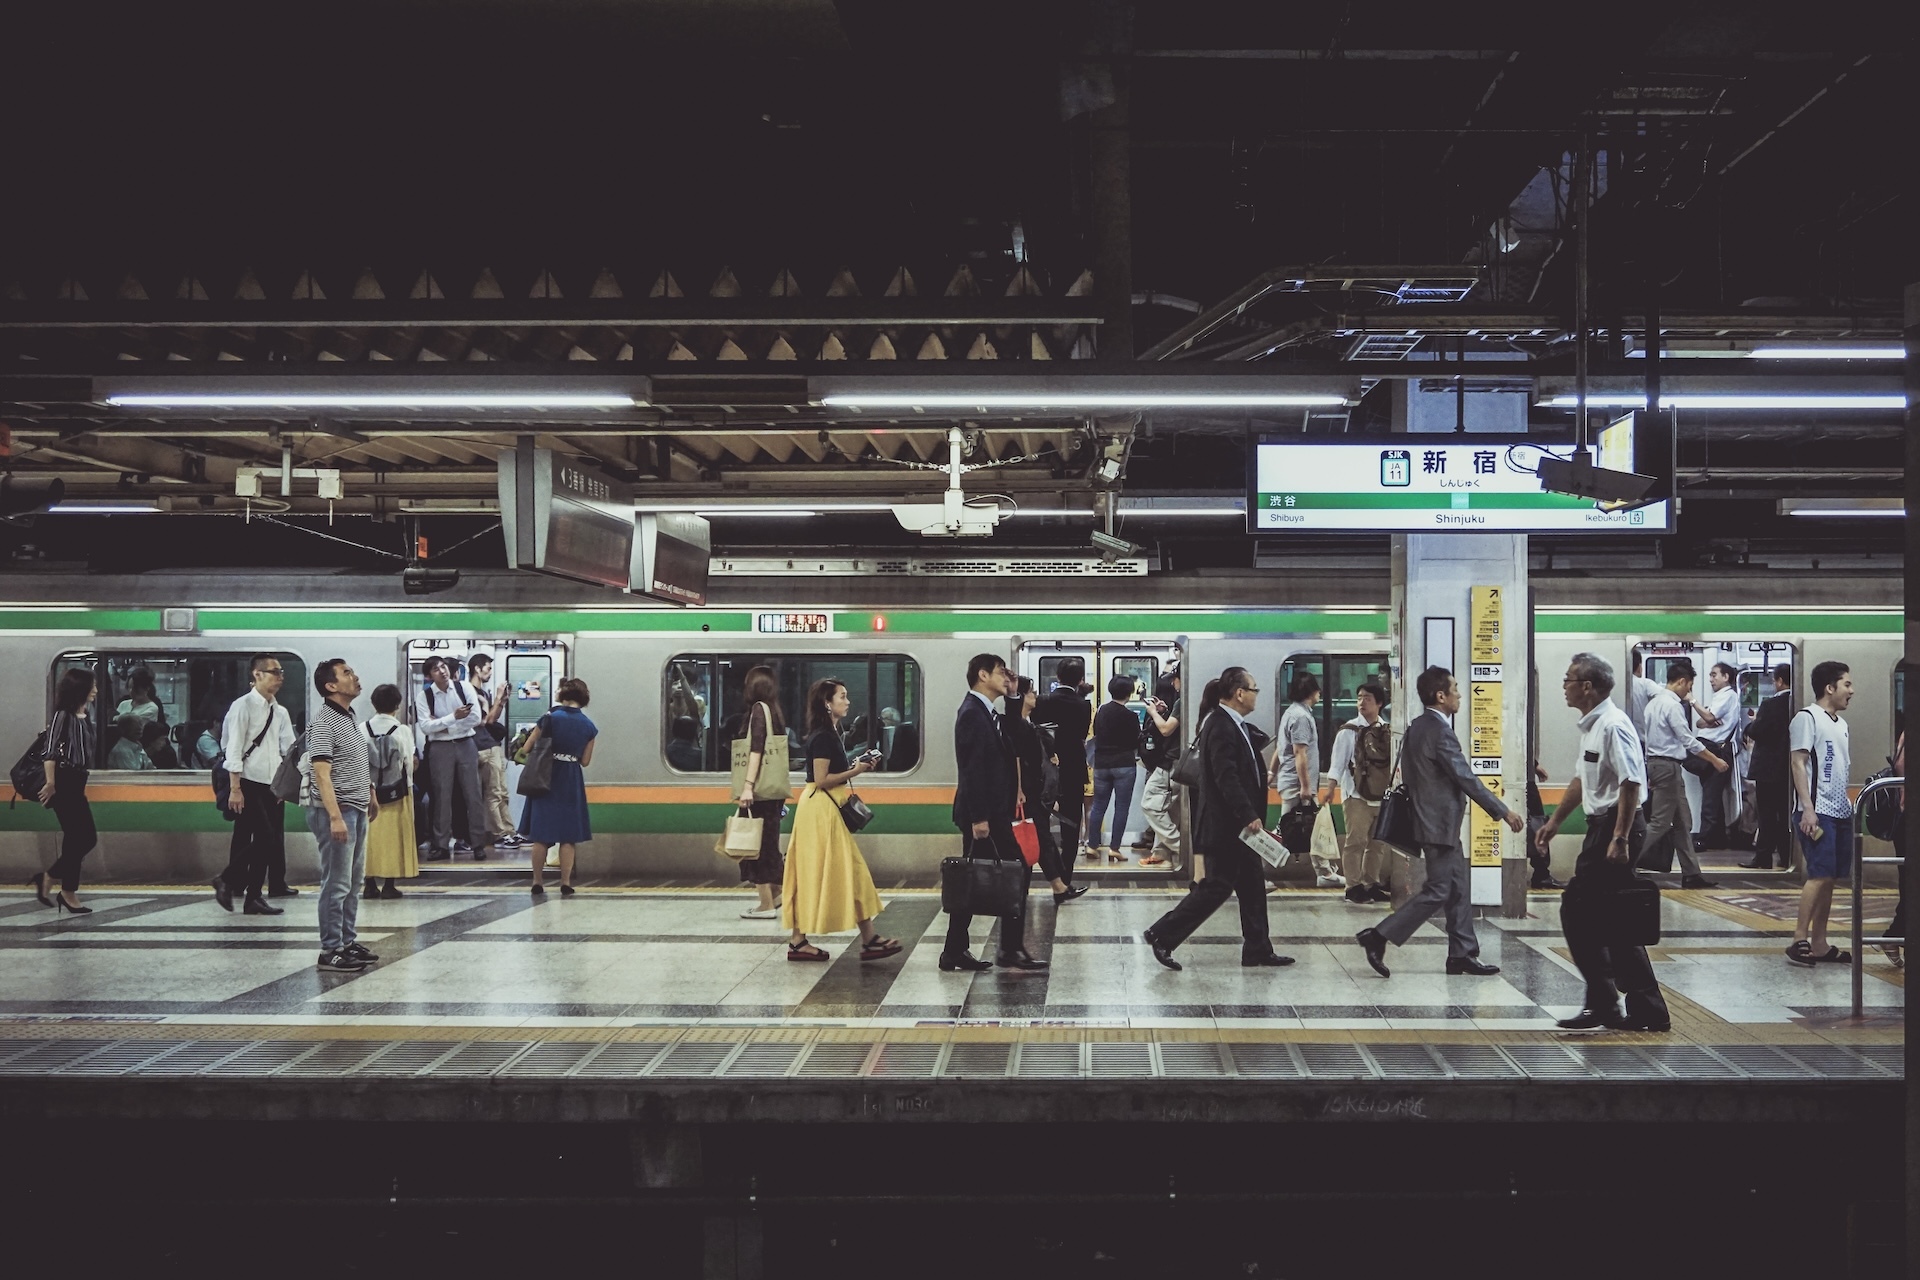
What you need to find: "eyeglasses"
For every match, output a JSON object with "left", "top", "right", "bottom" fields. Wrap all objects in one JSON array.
[
  {"left": 1562, "top": 675, "right": 1588, "bottom": 685},
  {"left": 1239, "top": 685, "right": 1261, "bottom": 694},
  {"left": 260, "top": 668, "right": 286, "bottom": 677}
]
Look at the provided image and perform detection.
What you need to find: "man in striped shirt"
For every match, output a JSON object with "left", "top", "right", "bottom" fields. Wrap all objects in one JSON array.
[{"left": 304, "top": 659, "right": 380, "bottom": 973}]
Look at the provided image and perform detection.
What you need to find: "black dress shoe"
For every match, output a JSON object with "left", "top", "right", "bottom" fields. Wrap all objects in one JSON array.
[
  {"left": 1680, "top": 875, "right": 1718, "bottom": 889},
  {"left": 1620, "top": 1016, "right": 1672, "bottom": 1033},
  {"left": 1143, "top": 930, "right": 1181, "bottom": 971},
  {"left": 268, "top": 884, "right": 299, "bottom": 898},
  {"left": 1446, "top": 956, "right": 1500, "bottom": 976},
  {"left": 210, "top": 877, "right": 234, "bottom": 913},
  {"left": 995, "top": 950, "right": 1050, "bottom": 971},
  {"left": 242, "top": 894, "right": 284, "bottom": 916},
  {"left": 1737, "top": 859, "right": 1772, "bottom": 871},
  {"left": 1356, "top": 927, "right": 1391, "bottom": 978},
  {"left": 1530, "top": 874, "right": 1566, "bottom": 889},
  {"left": 938, "top": 951, "right": 992, "bottom": 972},
  {"left": 1366, "top": 885, "right": 1392, "bottom": 903},
  {"left": 1556, "top": 1007, "right": 1629, "bottom": 1032},
  {"left": 1053, "top": 884, "right": 1090, "bottom": 906},
  {"left": 1242, "top": 954, "right": 1296, "bottom": 968},
  {"left": 426, "top": 848, "right": 451, "bottom": 862}
]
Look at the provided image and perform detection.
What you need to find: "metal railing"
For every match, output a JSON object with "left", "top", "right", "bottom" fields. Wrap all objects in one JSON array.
[{"left": 1850, "top": 775, "right": 1905, "bottom": 1018}]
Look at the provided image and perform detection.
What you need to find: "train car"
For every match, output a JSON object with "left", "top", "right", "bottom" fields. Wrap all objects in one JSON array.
[{"left": 0, "top": 569, "right": 1899, "bottom": 887}]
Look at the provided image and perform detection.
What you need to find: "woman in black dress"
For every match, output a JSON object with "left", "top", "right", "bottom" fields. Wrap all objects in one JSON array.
[
  {"left": 1005, "top": 676, "right": 1089, "bottom": 907},
  {"left": 28, "top": 668, "right": 99, "bottom": 913}
]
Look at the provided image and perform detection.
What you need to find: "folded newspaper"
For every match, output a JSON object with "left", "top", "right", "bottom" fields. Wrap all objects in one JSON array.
[{"left": 1240, "top": 825, "right": 1292, "bottom": 869}]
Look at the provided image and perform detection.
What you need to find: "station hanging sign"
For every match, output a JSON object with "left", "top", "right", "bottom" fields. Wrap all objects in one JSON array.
[
  {"left": 499, "top": 444, "right": 635, "bottom": 590},
  {"left": 634, "top": 511, "right": 712, "bottom": 606},
  {"left": 1247, "top": 421, "right": 1672, "bottom": 533}
]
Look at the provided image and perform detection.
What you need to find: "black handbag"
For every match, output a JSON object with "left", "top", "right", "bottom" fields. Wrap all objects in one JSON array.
[
  {"left": 9, "top": 729, "right": 48, "bottom": 805},
  {"left": 838, "top": 790, "right": 875, "bottom": 834},
  {"left": 1372, "top": 782, "right": 1420, "bottom": 855},
  {"left": 940, "top": 837, "right": 1028, "bottom": 916},
  {"left": 1566, "top": 874, "right": 1662, "bottom": 946},
  {"left": 516, "top": 715, "right": 555, "bottom": 798},
  {"left": 1278, "top": 800, "right": 1319, "bottom": 854}
]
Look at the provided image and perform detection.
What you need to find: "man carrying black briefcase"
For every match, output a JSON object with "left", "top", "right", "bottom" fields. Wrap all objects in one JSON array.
[
  {"left": 1536, "top": 652, "right": 1671, "bottom": 1033},
  {"left": 940, "top": 653, "right": 1046, "bottom": 973}
]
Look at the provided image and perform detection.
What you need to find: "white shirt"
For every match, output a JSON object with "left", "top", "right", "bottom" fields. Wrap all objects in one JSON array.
[
  {"left": 1627, "top": 675, "right": 1661, "bottom": 740},
  {"left": 1220, "top": 702, "right": 1259, "bottom": 759},
  {"left": 968, "top": 689, "right": 999, "bottom": 717},
  {"left": 1644, "top": 687, "right": 1705, "bottom": 761},
  {"left": 1576, "top": 699, "right": 1647, "bottom": 815},
  {"left": 361, "top": 713, "right": 417, "bottom": 782},
  {"left": 221, "top": 688, "right": 295, "bottom": 784},
  {"left": 1699, "top": 684, "right": 1740, "bottom": 744},
  {"left": 1327, "top": 713, "right": 1383, "bottom": 797},
  {"left": 1789, "top": 705, "right": 1852, "bottom": 818},
  {"left": 415, "top": 679, "right": 478, "bottom": 742}
]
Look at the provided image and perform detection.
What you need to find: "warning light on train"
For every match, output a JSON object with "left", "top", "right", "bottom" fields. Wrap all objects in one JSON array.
[{"left": 871, "top": 614, "right": 887, "bottom": 632}]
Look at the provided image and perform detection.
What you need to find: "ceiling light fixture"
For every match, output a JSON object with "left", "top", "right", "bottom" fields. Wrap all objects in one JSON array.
[
  {"left": 821, "top": 393, "right": 1350, "bottom": 409},
  {"left": 1777, "top": 498, "right": 1905, "bottom": 518},
  {"left": 1749, "top": 347, "right": 1905, "bottom": 361},
  {"left": 48, "top": 501, "right": 166, "bottom": 514},
  {"left": 691, "top": 508, "right": 822, "bottom": 518},
  {"left": 106, "top": 392, "right": 637, "bottom": 409},
  {"left": 1546, "top": 393, "right": 1906, "bottom": 410}
]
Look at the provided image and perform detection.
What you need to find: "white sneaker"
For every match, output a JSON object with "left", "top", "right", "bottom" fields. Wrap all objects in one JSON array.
[
  {"left": 1316, "top": 874, "right": 1347, "bottom": 889},
  {"left": 741, "top": 906, "right": 780, "bottom": 920}
]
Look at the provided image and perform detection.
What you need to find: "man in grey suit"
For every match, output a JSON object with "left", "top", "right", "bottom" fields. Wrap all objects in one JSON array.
[{"left": 1356, "top": 666, "right": 1523, "bottom": 978}]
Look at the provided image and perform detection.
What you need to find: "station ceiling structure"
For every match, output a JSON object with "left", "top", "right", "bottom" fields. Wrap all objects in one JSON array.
[{"left": 0, "top": 1, "right": 1907, "bottom": 568}]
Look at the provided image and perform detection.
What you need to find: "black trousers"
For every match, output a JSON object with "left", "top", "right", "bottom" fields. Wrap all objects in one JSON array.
[
  {"left": 1562, "top": 808, "right": 1668, "bottom": 1022},
  {"left": 1751, "top": 775, "right": 1791, "bottom": 867},
  {"left": 1032, "top": 801, "right": 1068, "bottom": 883},
  {"left": 219, "top": 777, "right": 285, "bottom": 896},
  {"left": 46, "top": 766, "right": 96, "bottom": 895},
  {"left": 945, "top": 823, "right": 1026, "bottom": 957},
  {"left": 1054, "top": 780, "right": 1085, "bottom": 861},
  {"left": 1146, "top": 839, "right": 1274, "bottom": 963}
]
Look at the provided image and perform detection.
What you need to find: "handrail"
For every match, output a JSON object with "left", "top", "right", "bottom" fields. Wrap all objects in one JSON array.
[{"left": 1850, "top": 775, "right": 1905, "bottom": 1018}]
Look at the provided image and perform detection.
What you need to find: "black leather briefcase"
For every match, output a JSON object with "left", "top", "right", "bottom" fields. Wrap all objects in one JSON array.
[
  {"left": 1603, "top": 876, "right": 1663, "bottom": 946},
  {"left": 1372, "top": 783, "right": 1419, "bottom": 855},
  {"left": 940, "top": 840, "right": 1028, "bottom": 916}
]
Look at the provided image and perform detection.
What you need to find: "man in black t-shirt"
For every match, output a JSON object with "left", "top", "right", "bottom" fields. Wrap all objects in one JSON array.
[{"left": 1034, "top": 657, "right": 1094, "bottom": 870}]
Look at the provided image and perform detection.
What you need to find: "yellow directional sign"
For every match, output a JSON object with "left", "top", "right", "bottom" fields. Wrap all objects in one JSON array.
[
  {"left": 1470, "top": 585, "right": 1503, "bottom": 665},
  {"left": 1470, "top": 777, "right": 1505, "bottom": 868},
  {"left": 1470, "top": 681, "right": 1503, "bottom": 758}
]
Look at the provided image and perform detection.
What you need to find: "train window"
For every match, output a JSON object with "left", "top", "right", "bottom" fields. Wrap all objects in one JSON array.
[
  {"left": 52, "top": 651, "right": 307, "bottom": 772},
  {"left": 1278, "top": 653, "right": 1389, "bottom": 770},
  {"left": 665, "top": 653, "right": 922, "bottom": 774}
]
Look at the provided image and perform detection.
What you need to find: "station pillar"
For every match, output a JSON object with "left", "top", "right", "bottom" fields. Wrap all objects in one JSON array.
[{"left": 1388, "top": 379, "right": 1532, "bottom": 917}]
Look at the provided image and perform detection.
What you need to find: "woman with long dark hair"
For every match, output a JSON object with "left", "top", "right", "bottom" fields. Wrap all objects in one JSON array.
[
  {"left": 732, "top": 665, "right": 789, "bottom": 920},
  {"left": 1005, "top": 675, "right": 1089, "bottom": 906},
  {"left": 780, "top": 679, "right": 900, "bottom": 963},
  {"left": 28, "top": 668, "right": 100, "bottom": 913},
  {"left": 519, "top": 677, "right": 598, "bottom": 897}
]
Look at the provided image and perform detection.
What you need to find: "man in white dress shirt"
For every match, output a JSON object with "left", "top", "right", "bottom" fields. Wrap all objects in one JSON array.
[
  {"left": 211, "top": 653, "right": 298, "bottom": 912},
  {"left": 415, "top": 655, "right": 497, "bottom": 862},
  {"left": 466, "top": 654, "right": 524, "bottom": 850},
  {"left": 1693, "top": 662, "right": 1741, "bottom": 848},
  {"left": 1638, "top": 658, "right": 1730, "bottom": 889}
]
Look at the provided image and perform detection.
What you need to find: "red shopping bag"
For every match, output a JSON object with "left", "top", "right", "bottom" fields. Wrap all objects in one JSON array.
[{"left": 1012, "top": 804, "right": 1042, "bottom": 867}]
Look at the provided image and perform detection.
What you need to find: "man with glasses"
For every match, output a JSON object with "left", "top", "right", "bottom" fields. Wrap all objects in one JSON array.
[
  {"left": 1143, "top": 667, "right": 1292, "bottom": 971},
  {"left": 211, "top": 653, "right": 297, "bottom": 914}
]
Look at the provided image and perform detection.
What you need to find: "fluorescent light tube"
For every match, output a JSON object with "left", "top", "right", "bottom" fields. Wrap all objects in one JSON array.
[
  {"left": 1547, "top": 393, "right": 1906, "bottom": 410},
  {"left": 1778, "top": 499, "right": 1905, "bottom": 518},
  {"left": 692, "top": 509, "right": 821, "bottom": 518},
  {"left": 820, "top": 393, "right": 1350, "bottom": 409},
  {"left": 1749, "top": 347, "right": 1904, "bottom": 360},
  {"left": 106, "top": 393, "right": 636, "bottom": 409},
  {"left": 49, "top": 502, "right": 164, "bottom": 514}
]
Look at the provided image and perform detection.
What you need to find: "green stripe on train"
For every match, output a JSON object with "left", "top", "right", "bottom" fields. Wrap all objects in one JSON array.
[
  {"left": 196, "top": 609, "right": 757, "bottom": 633},
  {"left": 1536, "top": 612, "right": 1901, "bottom": 635},
  {"left": 877, "top": 611, "right": 1389, "bottom": 635}
]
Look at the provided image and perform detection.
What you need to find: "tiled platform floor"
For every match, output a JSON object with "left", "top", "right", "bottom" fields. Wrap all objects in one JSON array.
[{"left": 0, "top": 874, "right": 1901, "bottom": 1080}]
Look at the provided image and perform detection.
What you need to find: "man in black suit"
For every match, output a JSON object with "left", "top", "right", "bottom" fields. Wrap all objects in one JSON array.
[
  {"left": 1356, "top": 666, "right": 1523, "bottom": 978},
  {"left": 1142, "top": 667, "right": 1292, "bottom": 971},
  {"left": 1034, "top": 657, "right": 1093, "bottom": 872},
  {"left": 1741, "top": 663, "right": 1794, "bottom": 870},
  {"left": 944, "top": 653, "right": 1046, "bottom": 972}
]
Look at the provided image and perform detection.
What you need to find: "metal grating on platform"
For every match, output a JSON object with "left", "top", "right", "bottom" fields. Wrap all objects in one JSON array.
[
  {"left": 0, "top": 1034, "right": 1903, "bottom": 1083},
  {"left": 796, "top": 1043, "right": 875, "bottom": 1077},
  {"left": 723, "top": 1043, "right": 805, "bottom": 1077}
]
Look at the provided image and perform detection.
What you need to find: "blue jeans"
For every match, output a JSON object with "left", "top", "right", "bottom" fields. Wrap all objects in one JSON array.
[
  {"left": 1088, "top": 765, "right": 1138, "bottom": 850},
  {"left": 307, "top": 804, "right": 369, "bottom": 952}
]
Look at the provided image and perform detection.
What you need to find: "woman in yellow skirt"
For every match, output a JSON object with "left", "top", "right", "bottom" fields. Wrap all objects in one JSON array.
[
  {"left": 360, "top": 683, "right": 419, "bottom": 898},
  {"left": 782, "top": 679, "right": 902, "bottom": 963}
]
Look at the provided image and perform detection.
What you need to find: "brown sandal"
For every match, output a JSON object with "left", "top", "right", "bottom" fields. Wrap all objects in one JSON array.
[
  {"left": 787, "top": 940, "right": 830, "bottom": 962},
  {"left": 860, "top": 936, "right": 903, "bottom": 961}
]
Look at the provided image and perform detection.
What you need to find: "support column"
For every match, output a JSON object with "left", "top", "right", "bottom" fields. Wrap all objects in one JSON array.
[
  {"left": 1389, "top": 381, "right": 1532, "bottom": 917},
  {"left": 1902, "top": 278, "right": 1917, "bottom": 1280}
]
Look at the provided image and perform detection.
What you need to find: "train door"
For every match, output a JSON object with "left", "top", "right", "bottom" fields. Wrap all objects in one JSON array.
[
  {"left": 1633, "top": 639, "right": 1796, "bottom": 847},
  {"left": 1014, "top": 639, "right": 1184, "bottom": 876},
  {"left": 403, "top": 636, "right": 570, "bottom": 873},
  {"left": 1277, "top": 652, "right": 1391, "bottom": 774}
]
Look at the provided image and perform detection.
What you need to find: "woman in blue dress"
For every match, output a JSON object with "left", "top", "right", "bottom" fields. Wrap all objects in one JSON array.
[{"left": 519, "top": 677, "right": 597, "bottom": 898}]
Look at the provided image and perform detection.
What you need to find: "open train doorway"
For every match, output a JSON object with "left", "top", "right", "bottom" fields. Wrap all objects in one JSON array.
[
  {"left": 403, "top": 636, "right": 571, "bottom": 873},
  {"left": 1014, "top": 639, "right": 1184, "bottom": 877},
  {"left": 1633, "top": 639, "right": 1797, "bottom": 854}
]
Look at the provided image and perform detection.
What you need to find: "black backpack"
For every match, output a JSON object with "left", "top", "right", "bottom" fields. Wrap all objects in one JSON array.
[
  {"left": 9, "top": 729, "right": 48, "bottom": 806},
  {"left": 1862, "top": 762, "right": 1901, "bottom": 841}
]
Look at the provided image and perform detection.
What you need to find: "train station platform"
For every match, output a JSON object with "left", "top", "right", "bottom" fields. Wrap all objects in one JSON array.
[{"left": 0, "top": 877, "right": 1902, "bottom": 1125}]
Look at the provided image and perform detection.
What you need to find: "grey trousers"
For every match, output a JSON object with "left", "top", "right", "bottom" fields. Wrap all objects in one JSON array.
[
  {"left": 1376, "top": 842, "right": 1478, "bottom": 959},
  {"left": 1644, "top": 756, "right": 1703, "bottom": 876},
  {"left": 426, "top": 735, "right": 493, "bottom": 853}
]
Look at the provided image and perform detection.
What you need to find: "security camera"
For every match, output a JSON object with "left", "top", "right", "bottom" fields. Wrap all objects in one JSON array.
[
  {"left": 1535, "top": 449, "right": 1657, "bottom": 508},
  {"left": 403, "top": 566, "right": 462, "bottom": 596},
  {"left": 1091, "top": 531, "right": 1142, "bottom": 563}
]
